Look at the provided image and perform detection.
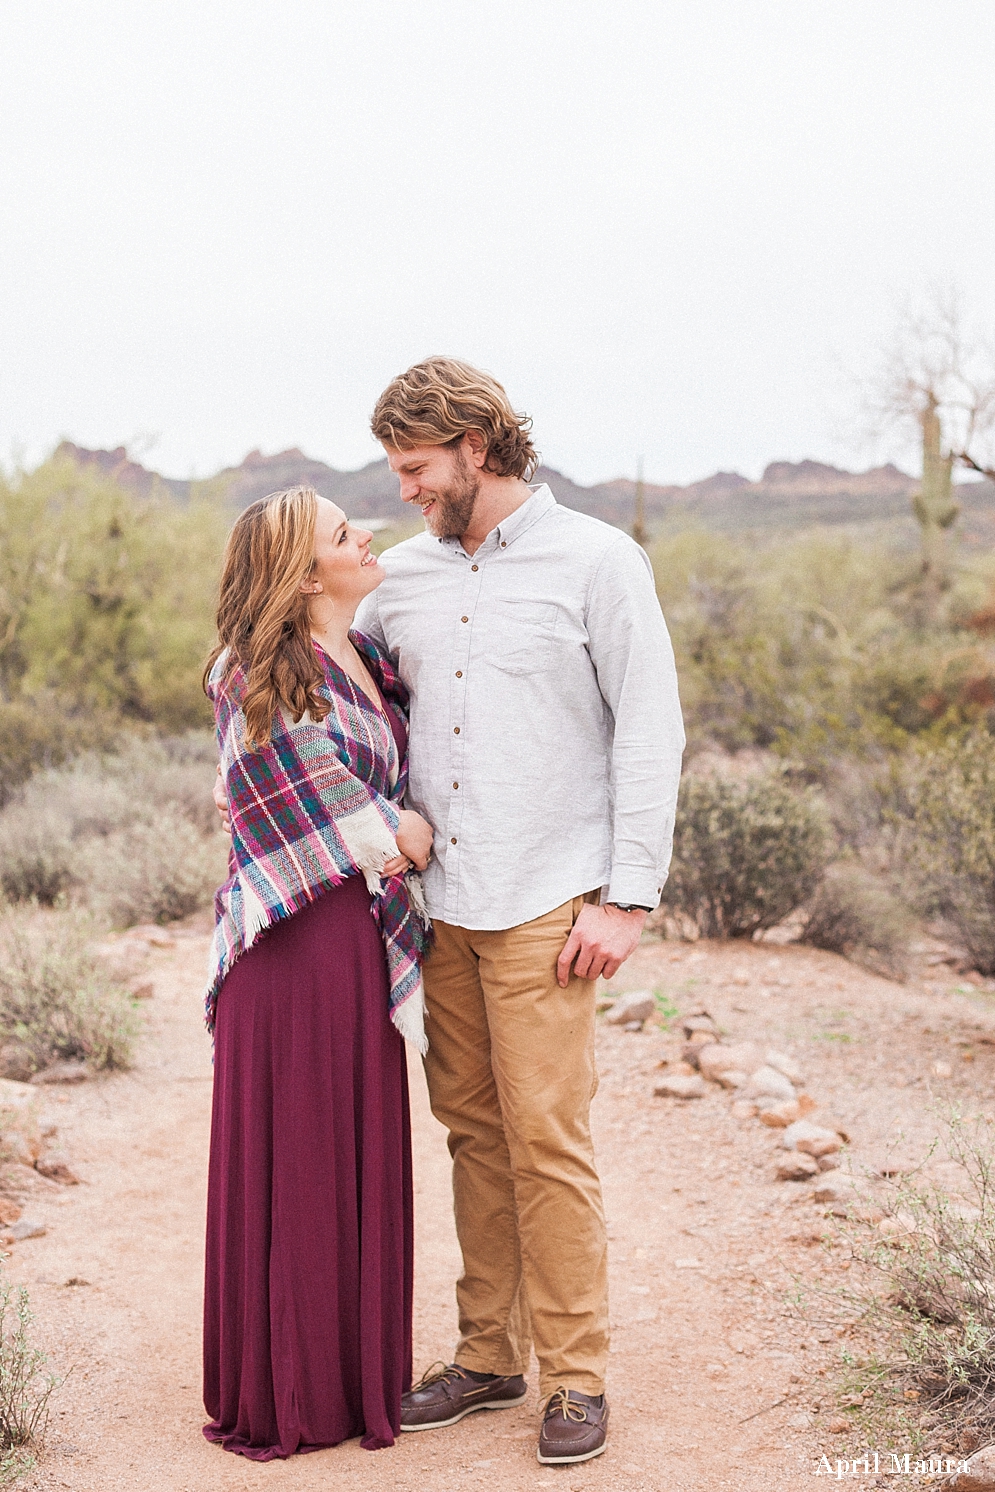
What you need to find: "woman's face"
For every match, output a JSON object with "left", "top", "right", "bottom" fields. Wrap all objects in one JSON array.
[{"left": 306, "top": 497, "right": 383, "bottom": 609}]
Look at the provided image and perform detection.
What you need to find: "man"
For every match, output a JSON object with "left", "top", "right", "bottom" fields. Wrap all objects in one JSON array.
[{"left": 355, "top": 357, "right": 684, "bottom": 1465}]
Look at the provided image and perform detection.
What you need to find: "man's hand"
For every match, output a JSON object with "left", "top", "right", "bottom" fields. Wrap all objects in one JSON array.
[
  {"left": 556, "top": 902, "right": 647, "bottom": 988},
  {"left": 214, "top": 765, "right": 231, "bottom": 835}
]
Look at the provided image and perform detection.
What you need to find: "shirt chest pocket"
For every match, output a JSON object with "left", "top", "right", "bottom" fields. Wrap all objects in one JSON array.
[{"left": 481, "top": 598, "right": 560, "bottom": 675}]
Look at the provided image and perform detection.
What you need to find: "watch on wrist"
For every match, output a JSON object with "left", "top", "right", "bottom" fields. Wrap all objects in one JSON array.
[{"left": 607, "top": 901, "right": 652, "bottom": 913}]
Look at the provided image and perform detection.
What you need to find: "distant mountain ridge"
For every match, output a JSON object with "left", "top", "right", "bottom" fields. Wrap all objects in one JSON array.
[{"left": 55, "top": 441, "right": 993, "bottom": 537}]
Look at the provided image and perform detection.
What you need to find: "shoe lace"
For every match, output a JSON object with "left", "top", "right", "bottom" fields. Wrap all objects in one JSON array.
[
  {"left": 411, "top": 1361, "right": 467, "bottom": 1392},
  {"left": 544, "top": 1388, "right": 588, "bottom": 1423}
]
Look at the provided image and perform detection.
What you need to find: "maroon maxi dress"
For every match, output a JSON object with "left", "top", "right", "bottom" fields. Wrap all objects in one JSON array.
[{"left": 203, "top": 703, "right": 414, "bottom": 1459}]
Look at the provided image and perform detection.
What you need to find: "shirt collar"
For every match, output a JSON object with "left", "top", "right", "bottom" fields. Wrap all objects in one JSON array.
[{"left": 495, "top": 483, "right": 556, "bottom": 548}]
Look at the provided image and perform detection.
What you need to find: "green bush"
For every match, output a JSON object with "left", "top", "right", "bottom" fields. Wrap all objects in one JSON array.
[
  {"left": 0, "top": 907, "right": 138, "bottom": 1071},
  {"left": 895, "top": 730, "right": 995, "bottom": 973},
  {"left": 649, "top": 526, "right": 995, "bottom": 767},
  {"left": 799, "top": 862, "right": 911, "bottom": 979},
  {"left": 0, "top": 456, "right": 227, "bottom": 737},
  {"left": 663, "top": 769, "right": 832, "bottom": 938}
]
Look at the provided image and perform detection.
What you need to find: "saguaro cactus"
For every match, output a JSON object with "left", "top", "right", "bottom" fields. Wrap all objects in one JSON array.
[{"left": 912, "top": 392, "right": 959, "bottom": 581}]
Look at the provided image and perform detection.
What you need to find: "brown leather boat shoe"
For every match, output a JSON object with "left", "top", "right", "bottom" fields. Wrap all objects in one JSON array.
[
  {"left": 537, "top": 1387, "right": 610, "bottom": 1463},
  {"left": 400, "top": 1362, "right": 528, "bottom": 1432}
]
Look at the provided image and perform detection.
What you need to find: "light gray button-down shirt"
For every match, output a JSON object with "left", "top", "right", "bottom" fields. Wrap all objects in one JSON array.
[{"left": 354, "top": 485, "right": 685, "bottom": 931}]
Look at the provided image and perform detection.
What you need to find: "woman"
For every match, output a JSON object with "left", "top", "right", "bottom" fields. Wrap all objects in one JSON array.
[{"left": 201, "top": 485, "right": 434, "bottom": 1460}]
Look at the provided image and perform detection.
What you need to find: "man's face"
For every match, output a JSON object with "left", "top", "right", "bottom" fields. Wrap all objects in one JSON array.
[{"left": 385, "top": 440, "right": 481, "bottom": 540}]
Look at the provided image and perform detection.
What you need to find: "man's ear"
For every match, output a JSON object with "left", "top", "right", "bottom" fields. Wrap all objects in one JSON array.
[{"left": 462, "top": 430, "right": 488, "bottom": 470}]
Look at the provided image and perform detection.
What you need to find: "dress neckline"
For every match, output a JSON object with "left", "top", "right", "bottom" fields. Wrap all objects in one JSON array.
[{"left": 312, "top": 638, "right": 387, "bottom": 719}]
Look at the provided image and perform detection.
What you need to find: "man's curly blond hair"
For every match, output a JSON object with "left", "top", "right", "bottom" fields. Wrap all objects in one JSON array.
[{"left": 371, "top": 357, "right": 538, "bottom": 481}]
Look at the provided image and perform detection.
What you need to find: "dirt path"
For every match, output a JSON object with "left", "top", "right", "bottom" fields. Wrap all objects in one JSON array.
[{"left": 11, "top": 929, "right": 995, "bottom": 1492}]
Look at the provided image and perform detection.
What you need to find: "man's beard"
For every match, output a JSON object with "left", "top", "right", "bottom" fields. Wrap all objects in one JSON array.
[{"left": 422, "top": 448, "right": 480, "bottom": 539}]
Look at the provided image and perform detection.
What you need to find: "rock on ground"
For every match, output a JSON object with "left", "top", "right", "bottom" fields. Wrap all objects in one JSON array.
[
  {"left": 782, "top": 1120, "right": 842, "bottom": 1157},
  {"left": 947, "top": 1444, "right": 995, "bottom": 1490},
  {"left": 776, "top": 1153, "right": 819, "bottom": 1181},
  {"left": 605, "top": 991, "right": 656, "bottom": 1025},
  {"left": 31, "top": 1060, "right": 91, "bottom": 1086},
  {"left": 698, "top": 1042, "right": 762, "bottom": 1083},
  {"left": 743, "top": 1065, "right": 796, "bottom": 1102},
  {"left": 654, "top": 1074, "right": 707, "bottom": 1099}
]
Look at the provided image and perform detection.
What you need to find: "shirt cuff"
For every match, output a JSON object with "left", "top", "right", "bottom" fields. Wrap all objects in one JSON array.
[{"left": 605, "top": 867, "right": 666, "bottom": 912}]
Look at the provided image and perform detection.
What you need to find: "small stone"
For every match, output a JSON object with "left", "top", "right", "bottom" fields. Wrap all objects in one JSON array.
[
  {"left": 730, "top": 1099, "right": 758, "bottom": 1120},
  {"left": 129, "top": 982, "right": 155, "bottom": 1001},
  {"left": 0, "top": 1199, "right": 22, "bottom": 1226},
  {"left": 817, "top": 1154, "right": 841, "bottom": 1171},
  {"left": 758, "top": 1100, "right": 801, "bottom": 1128},
  {"left": 933, "top": 1061, "right": 953, "bottom": 1078},
  {"left": 813, "top": 1184, "right": 844, "bottom": 1205},
  {"left": 0, "top": 1043, "right": 35, "bottom": 1083},
  {"left": 947, "top": 1445, "right": 995, "bottom": 1491},
  {"left": 654, "top": 1074, "right": 707, "bottom": 1100},
  {"left": 605, "top": 992, "right": 656, "bottom": 1026},
  {"left": 31, "top": 1061, "right": 91, "bottom": 1086},
  {"left": 765, "top": 1050, "right": 804, "bottom": 1085},
  {"left": 35, "top": 1152, "right": 79, "bottom": 1186},
  {"left": 681, "top": 1014, "right": 719, "bottom": 1038},
  {"left": 782, "top": 1120, "right": 842, "bottom": 1157},
  {"left": 665, "top": 1060, "right": 697, "bottom": 1077},
  {"left": 744, "top": 1066, "right": 797, "bottom": 1102},
  {"left": 3, "top": 1132, "right": 40, "bottom": 1167},
  {"left": 622, "top": 1020, "right": 644, "bottom": 1033},
  {"left": 6, "top": 1219, "right": 46, "bottom": 1241},
  {"left": 714, "top": 1069, "right": 749, "bottom": 1090},
  {"left": 796, "top": 1093, "right": 818, "bottom": 1116},
  {"left": 786, "top": 1411, "right": 813, "bottom": 1429},
  {"left": 776, "top": 1154, "right": 819, "bottom": 1182},
  {"left": 826, "top": 1416, "right": 849, "bottom": 1434},
  {"left": 698, "top": 1042, "right": 762, "bottom": 1083}
]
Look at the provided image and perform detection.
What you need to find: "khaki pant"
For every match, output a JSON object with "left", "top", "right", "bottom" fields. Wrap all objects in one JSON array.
[{"left": 421, "top": 892, "right": 609, "bottom": 1398}]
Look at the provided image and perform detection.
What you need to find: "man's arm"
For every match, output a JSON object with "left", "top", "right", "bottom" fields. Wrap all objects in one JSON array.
[{"left": 556, "top": 537, "right": 684, "bottom": 987}]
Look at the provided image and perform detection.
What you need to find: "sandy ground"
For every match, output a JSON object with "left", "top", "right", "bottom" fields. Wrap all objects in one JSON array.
[{"left": 9, "top": 928, "right": 995, "bottom": 1492}]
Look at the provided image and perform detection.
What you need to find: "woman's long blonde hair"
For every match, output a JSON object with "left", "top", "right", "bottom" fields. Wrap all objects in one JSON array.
[{"left": 204, "top": 486, "right": 329, "bottom": 748}]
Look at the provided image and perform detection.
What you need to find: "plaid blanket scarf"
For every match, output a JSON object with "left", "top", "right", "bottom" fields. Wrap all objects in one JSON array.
[{"left": 205, "top": 631, "right": 430, "bottom": 1053}]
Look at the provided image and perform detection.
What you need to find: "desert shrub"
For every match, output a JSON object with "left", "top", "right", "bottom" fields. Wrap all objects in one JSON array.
[
  {"left": 0, "top": 1268, "right": 58, "bottom": 1481},
  {"left": 799, "top": 862, "right": 911, "bottom": 979},
  {"left": 0, "top": 734, "right": 224, "bottom": 917},
  {"left": 649, "top": 527, "right": 995, "bottom": 768},
  {"left": 663, "top": 770, "right": 831, "bottom": 938},
  {"left": 80, "top": 810, "right": 228, "bottom": 927},
  {"left": 895, "top": 730, "right": 995, "bottom": 973},
  {"left": 830, "top": 1112, "right": 995, "bottom": 1451},
  {"left": 0, "top": 907, "right": 138, "bottom": 1071}
]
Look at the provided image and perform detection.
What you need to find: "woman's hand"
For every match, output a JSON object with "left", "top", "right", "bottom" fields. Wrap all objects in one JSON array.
[{"left": 394, "top": 809, "right": 434, "bottom": 872}]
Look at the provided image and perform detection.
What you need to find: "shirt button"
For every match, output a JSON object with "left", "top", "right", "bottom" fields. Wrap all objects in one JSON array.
[
  {"left": 453, "top": 726, "right": 460, "bottom": 734},
  {"left": 501, "top": 541, "right": 507, "bottom": 548},
  {"left": 452, "top": 781, "right": 459, "bottom": 789},
  {"left": 461, "top": 615, "right": 469, "bottom": 623},
  {"left": 455, "top": 670, "right": 463, "bottom": 678},
  {"left": 450, "top": 837, "right": 457, "bottom": 845},
  {"left": 471, "top": 564, "right": 478, "bottom": 572}
]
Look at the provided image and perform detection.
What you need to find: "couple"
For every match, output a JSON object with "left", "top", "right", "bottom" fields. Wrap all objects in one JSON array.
[{"left": 201, "top": 358, "right": 685, "bottom": 1466}]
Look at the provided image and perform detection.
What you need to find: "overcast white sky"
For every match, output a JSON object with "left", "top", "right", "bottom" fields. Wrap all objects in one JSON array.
[{"left": 2, "top": 1, "right": 993, "bottom": 486}]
